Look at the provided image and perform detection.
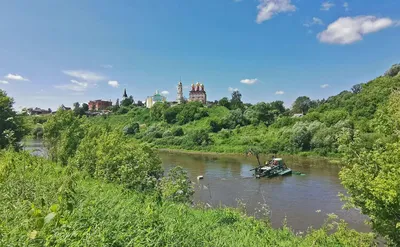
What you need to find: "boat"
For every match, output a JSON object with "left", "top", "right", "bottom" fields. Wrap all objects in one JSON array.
[{"left": 253, "top": 158, "right": 292, "bottom": 178}]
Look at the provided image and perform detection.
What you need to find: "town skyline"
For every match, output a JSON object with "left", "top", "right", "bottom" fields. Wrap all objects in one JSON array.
[{"left": 1, "top": 0, "right": 399, "bottom": 110}]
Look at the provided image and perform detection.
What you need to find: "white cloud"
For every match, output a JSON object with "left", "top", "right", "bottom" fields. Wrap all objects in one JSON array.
[
  {"left": 101, "top": 64, "right": 113, "bottom": 69},
  {"left": 71, "top": 79, "right": 88, "bottom": 88},
  {"left": 321, "top": 1, "right": 335, "bottom": 11},
  {"left": 228, "top": 87, "right": 239, "bottom": 92},
  {"left": 62, "top": 70, "right": 105, "bottom": 82},
  {"left": 321, "top": 84, "right": 330, "bottom": 88},
  {"left": 343, "top": 2, "right": 349, "bottom": 11},
  {"left": 0, "top": 80, "right": 9, "bottom": 84},
  {"left": 4, "top": 73, "right": 29, "bottom": 81},
  {"left": 240, "top": 78, "right": 258, "bottom": 84},
  {"left": 108, "top": 80, "right": 119, "bottom": 88},
  {"left": 256, "top": 0, "right": 296, "bottom": 24},
  {"left": 317, "top": 16, "right": 395, "bottom": 44},
  {"left": 304, "top": 17, "right": 324, "bottom": 27},
  {"left": 161, "top": 91, "right": 169, "bottom": 95},
  {"left": 275, "top": 91, "right": 285, "bottom": 95}
]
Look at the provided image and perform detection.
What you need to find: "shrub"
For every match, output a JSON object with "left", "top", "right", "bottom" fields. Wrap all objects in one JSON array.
[
  {"left": 172, "top": 127, "right": 184, "bottom": 136},
  {"left": 160, "top": 166, "right": 194, "bottom": 203}
]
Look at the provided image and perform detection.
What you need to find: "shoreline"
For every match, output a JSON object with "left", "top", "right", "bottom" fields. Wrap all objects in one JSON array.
[{"left": 157, "top": 148, "right": 342, "bottom": 164}]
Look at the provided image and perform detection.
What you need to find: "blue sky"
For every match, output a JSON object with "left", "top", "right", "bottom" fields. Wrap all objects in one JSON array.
[{"left": 0, "top": 0, "right": 399, "bottom": 110}]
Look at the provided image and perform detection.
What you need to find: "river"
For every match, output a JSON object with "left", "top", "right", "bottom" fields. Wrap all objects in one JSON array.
[{"left": 23, "top": 139, "right": 369, "bottom": 233}]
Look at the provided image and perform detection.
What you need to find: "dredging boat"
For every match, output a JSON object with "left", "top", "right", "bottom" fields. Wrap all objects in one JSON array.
[{"left": 252, "top": 158, "right": 292, "bottom": 178}]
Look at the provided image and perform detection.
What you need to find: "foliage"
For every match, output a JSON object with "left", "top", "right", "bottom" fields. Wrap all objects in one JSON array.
[
  {"left": 0, "top": 90, "right": 26, "bottom": 150},
  {"left": 292, "top": 96, "right": 312, "bottom": 114},
  {"left": 160, "top": 166, "right": 194, "bottom": 203},
  {"left": 384, "top": 63, "right": 400, "bottom": 77},
  {"left": 218, "top": 97, "right": 230, "bottom": 109},
  {"left": 123, "top": 121, "right": 140, "bottom": 135},
  {"left": 121, "top": 95, "right": 134, "bottom": 107},
  {"left": 339, "top": 91, "right": 400, "bottom": 245},
  {"left": 230, "top": 90, "right": 243, "bottom": 110},
  {"left": 42, "top": 109, "right": 84, "bottom": 165},
  {"left": 71, "top": 127, "right": 163, "bottom": 191}
]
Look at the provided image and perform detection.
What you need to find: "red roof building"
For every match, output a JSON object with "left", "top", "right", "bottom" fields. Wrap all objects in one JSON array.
[{"left": 88, "top": 100, "right": 112, "bottom": 111}]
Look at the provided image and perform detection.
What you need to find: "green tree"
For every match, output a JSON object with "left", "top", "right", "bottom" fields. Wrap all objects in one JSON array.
[
  {"left": 43, "top": 109, "right": 84, "bottom": 164},
  {"left": 292, "top": 96, "right": 312, "bottom": 114},
  {"left": 82, "top": 103, "right": 89, "bottom": 111},
  {"left": 218, "top": 97, "right": 230, "bottom": 109},
  {"left": 246, "top": 146, "right": 264, "bottom": 166},
  {"left": 351, "top": 83, "right": 363, "bottom": 94},
  {"left": 230, "top": 90, "right": 243, "bottom": 110},
  {"left": 384, "top": 63, "right": 400, "bottom": 77},
  {"left": 121, "top": 95, "right": 134, "bottom": 107},
  {"left": 0, "top": 90, "right": 25, "bottom": 149},
  {"left": 151, "top": 102, "right": 169, "bottom": 121},
  {"left": 164, "top": 105, "right": 183, "bottom": 124},
  {"left": 160, "top": 166, "right": 194, "bottom": 204},
  {"left": 339, "top": 91, "right": 400, "bottom": 245}
]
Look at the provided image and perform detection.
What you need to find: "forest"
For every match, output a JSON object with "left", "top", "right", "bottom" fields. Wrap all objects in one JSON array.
[{"left": 1, "top": 63, "right": 399, "bottom": 245}]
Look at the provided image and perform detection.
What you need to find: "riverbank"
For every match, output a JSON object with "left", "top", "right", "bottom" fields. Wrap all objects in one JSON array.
[{"left": 157, "top": 147, "right": 342, "bottom": 164}]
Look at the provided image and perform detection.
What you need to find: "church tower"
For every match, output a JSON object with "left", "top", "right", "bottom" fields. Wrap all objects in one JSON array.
[{"left": 177, "top": 80, "right": 184, "bottom": 104}]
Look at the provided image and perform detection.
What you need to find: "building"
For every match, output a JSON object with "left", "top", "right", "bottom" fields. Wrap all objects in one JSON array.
[
  {"left": 189, "top": 82, "right": 207, "bottom": 104},
  {"left": 26, "top": 107, "right": 52, "bottom": 115},
  {"left": 88, "top": 100, "right": 112, "bottom": 111},
  {"left": 146, "top": 90, "right": 167, "bottom": 108},
  {"left": 177, "top": 81, "right": 184, "bottom": 104}
]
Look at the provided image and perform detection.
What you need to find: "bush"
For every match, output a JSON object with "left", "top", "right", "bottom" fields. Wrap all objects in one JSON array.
[
  {"left": 31, "top": 125, "right": 44, "bottom": 138},
  {"left": 161, "top": 166, "right": 194, "bottom": 203},
  {"left": 172, "top": 127, "right": 184, "bottom": 136},
  {"left": 123, "top": 122, "right": 140, "bottom": 135},
  {"left": 71, "top": 128, "right": 163, "bottom": 191}
]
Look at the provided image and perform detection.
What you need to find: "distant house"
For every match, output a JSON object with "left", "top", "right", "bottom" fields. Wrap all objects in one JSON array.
[
  {"left": 88, "top": 100, "right": 112, "bottom": 111},
  {"left": 146, "top": 91, "right": 167, "bottom": 108},
  {"left": 27, "top": 107, "right": 51, "bottom": 115},
  {"left": 292, "top": 113, "right": 304, "bottom": 118},
  {"left": 60, "top": 105, "right": 71, "bottom": 111}
]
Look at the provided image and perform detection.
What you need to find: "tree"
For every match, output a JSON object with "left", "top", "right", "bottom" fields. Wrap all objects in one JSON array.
[
  {"left": 151, "top": 102, "right": 169, "bottom": 121},
  {"left": 230, "top": 90, "right": 243, "bottom": 110},
  {"left": 73, "top": 102, "right": 80, "bottom": 110},
  {"left": 160, "top": 166, "right": 194, "bottom": 204},
  {"left": 351, "top": 83, "right": 363, "bottom": 94},
  {"left": 246, "top": 146, "right": 263, "bottom": 166},
  {"left": 292, "top": 96, "right": 312, "bottom": 114},
  {"left": 121, "top": 95, "right": 134, "bottom": 107},
  {"left": 0, "top": 90, "right": 25, "bottom": 149},
  {"left": 82, "top": 103, "right": 89, "bottom": 112},
  {"left": 270, "top": 101, "right": 286, "bottom": 115},
  {"left": 384, "top": 63, "right": 400, "bottom": 77},
  {"left": 164, "top": 105, "right": 182, "bottom": 124},
  {"left": 339, "top": 91, "right": 400, "bottom": 245},
  {"left": 137, "top": 100, "right": 144, "bottom": 107},
  {"left": 218, "top": 97, "right": 230, "bottom": 109}
]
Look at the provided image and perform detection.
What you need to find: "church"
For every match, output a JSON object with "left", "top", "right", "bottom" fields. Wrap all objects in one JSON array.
[
  {"left": 189, "top": 82, "right": 207, "bottom": 104},
  {"left": 176, "top": 81, "right": 206, "bottom": 104}
]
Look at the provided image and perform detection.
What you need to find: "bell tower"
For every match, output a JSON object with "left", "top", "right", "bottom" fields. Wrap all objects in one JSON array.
[{"left": 177, "top": 79, "right": 184, "bottom": 104}]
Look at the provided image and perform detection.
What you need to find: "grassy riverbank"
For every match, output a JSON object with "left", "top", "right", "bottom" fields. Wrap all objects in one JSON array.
[{"left": 0, "top": 150, "right": 375, "bottom": 246}]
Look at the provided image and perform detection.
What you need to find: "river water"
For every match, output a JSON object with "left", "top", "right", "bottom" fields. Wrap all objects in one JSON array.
[
  {"left": 23, "top": 139, "right": 369, "bottom": 233},
  {"left": 159, "top": 151, "right": 370, "bottom": 233}
]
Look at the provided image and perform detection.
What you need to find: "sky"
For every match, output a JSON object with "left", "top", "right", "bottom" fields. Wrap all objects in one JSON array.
[{"left": 0, "top": 0, "right": 399, "bottom": 110}]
